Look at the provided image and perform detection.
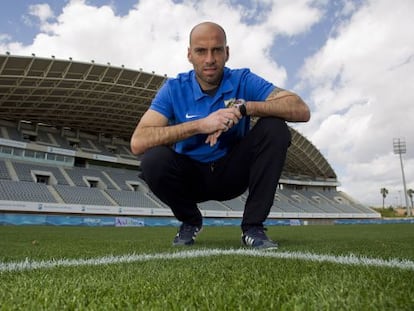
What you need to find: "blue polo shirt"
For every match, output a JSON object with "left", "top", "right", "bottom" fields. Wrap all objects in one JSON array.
[{"left": 149, "top": 67, "right": 275, "bottom": 162}]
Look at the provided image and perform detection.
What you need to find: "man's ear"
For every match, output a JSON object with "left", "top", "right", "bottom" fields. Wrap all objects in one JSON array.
[
  {"left": 187, "top": 47, "right": 192, "bottom": 64},
  {"left": 225, "top": 46, "right": 229, "bottom": 62}
]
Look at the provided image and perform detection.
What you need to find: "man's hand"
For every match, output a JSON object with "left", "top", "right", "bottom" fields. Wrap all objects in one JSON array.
[
  {"left": 131, "top": 106, "right": 243, "bottom": 155},
  {"left": 204, "top": 107, "right": 241, "bottom": 146}
]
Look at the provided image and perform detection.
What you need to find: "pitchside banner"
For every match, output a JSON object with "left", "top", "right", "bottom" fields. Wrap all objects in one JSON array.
[
  {"left": 3, "top": 213, "right": 411, "bottom": 227},
  {"left": 115, "top": 217, "right": 145, "bottom": 227},
  {"left": 0, "top": 213, "right": 309, "bottom": 227}
]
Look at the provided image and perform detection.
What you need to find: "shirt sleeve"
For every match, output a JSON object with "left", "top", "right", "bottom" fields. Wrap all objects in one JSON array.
[
  {"left": 148, "top": 79, "right": 174, "bottom": 120},
  {"left": 242, "top": 69, "right": 275, "bottom": 101}
]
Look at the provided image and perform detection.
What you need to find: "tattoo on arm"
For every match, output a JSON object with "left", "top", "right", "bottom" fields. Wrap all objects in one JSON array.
[
  {"left": 267, "top": 87, "right": 285, "bottom": 100},
  {"left": 274, "top": 87, "right": 285, "bottom": 94}
]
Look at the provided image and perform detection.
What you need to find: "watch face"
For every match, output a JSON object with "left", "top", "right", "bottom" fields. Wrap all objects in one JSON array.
[
  {"left": 224, "top": 98, "right": 245, "bottom": 108},
  {"left": 224, "top": 98, "right": 246, "bottom": 116},
  {"left": 224, "top": 98, "right": 237, "bottom": 107}
]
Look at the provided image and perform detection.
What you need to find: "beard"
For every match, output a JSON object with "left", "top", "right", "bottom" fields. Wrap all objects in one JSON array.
[{"left": 195, "top": 67, "right": 223, "bottom": 90}]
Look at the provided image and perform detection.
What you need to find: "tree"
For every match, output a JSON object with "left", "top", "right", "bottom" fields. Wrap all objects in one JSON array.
[{"left": 380, "top": 188, "right": 389, "bottom": 209}]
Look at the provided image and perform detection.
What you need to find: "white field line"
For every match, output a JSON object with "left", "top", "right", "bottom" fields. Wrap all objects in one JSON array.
[{"left": 1, "top": 248, "right": 414, "bottom": 273}]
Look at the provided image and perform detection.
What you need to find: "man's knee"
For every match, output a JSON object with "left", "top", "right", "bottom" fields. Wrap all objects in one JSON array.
[
  {"left": 140, "top": 146, "right": 174, "bottom": 183},
  {"left": 254, "top": 117, "right": 291, "bottom": 147}
]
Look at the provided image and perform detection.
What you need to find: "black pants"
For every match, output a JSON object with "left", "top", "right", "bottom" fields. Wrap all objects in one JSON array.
[{"left": 140, "top": 117, "right": 291, "bottom": 232}]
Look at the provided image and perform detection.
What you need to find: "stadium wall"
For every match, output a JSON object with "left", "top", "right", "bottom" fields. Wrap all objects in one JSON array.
[
  {"left": 0, "top": 199, "right": 380, "bottom": 220},
  {"left": 0, "top": 212, "right": 409, "bottom": 227}
]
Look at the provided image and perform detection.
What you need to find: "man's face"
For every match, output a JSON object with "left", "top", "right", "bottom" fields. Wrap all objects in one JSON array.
[{"left": 187, "top": 25, "right": 229, "bottom": 90}]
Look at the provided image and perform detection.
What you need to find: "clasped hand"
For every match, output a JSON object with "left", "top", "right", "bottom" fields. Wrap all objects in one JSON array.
[{"left": 203, "top": 107, "right": 242, "bottom": 146}]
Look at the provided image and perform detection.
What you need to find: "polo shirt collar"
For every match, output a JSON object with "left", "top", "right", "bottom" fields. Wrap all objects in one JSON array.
[{"left": 191, "top": 67, "right": 234, "bottom": 101}]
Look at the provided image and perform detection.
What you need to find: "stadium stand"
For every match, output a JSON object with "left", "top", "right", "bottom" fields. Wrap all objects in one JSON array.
[
  {"left": 199, "top": 201, "right": 230, "bottom": 211},
  {"left": 222, "top": 197, "right": 245, "bottom": 211},
  {"left": 106, "top": 189, "right": 163, "bottom": 209},
  {"left": 0, "top": 180, "right": 57, "bottom": 203},
  {"left": 13, "top": 161, "right": 69, "bottom": 185},
  {"left": 63, "top": 166, "right": 114, "bottom": 188},
  {"left": 0, "top": 160, "right": 10, "bottom": 180},
  {"left": 54, "top": 184, "right": 113, "bottom": 206},
  {"left": 0, "top": 54, "right": 380, "bottom": 220}
]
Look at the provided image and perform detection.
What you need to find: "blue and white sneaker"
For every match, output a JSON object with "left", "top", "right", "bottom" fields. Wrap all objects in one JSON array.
[
  {"left": 241, "top": 227, "right": 278, "bottom": 250},
  {"left": 173, "top": 223, "right": 202, "bottom": 246}
]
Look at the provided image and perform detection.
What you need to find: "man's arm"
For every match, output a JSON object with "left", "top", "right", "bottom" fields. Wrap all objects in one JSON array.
[
  {"left": 245, "top": 87, "right": 311, "bottom": 122},
  {"left": 130, "top": 108, "right": 241, "bottom": 155},
  {"left": 130, "top": 110, "right": 198, "bottom": 155}
]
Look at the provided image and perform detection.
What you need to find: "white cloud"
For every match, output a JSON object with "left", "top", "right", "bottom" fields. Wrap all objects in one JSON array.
[
  {"left": 29, "top": 3, "right": 55, "bottom": 22},
  {"left": 299, "top": 0, "right": 414, "bottom": 205},
  {"left": 266, "top": 0, "right": 323, "bottom": 35},
  {"left": 1, "top": 0, "right": 323, "bottom": 84},
  {"left": 340, "top": 154, "right": 414, "bottom": 208},
  {"left": 0, "top": 34, "right": 12, "bottom": 43}
]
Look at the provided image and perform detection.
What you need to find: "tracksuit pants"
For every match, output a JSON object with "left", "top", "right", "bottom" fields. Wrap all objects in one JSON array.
[{"left": 140, "top": 117, "right": 291, "bottom": 232}]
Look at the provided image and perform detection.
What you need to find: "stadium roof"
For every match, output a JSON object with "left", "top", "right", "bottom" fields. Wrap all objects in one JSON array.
[{"left": 0, "top": 54, "right": 336, "bottom": 179}]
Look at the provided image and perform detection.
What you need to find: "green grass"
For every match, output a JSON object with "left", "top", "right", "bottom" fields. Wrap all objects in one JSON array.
[{"left": 0, "top": 224, "right": 413, "bottom": 310}]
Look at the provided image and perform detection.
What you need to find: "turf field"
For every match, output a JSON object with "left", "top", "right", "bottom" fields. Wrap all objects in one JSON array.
[{"left": 0, "top": 223, "right": 413, "bottom": 310}]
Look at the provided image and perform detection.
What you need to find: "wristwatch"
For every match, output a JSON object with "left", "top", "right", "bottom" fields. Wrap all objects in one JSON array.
[{"left": 234, "top": 99, "right": 247, "bottom": 117}]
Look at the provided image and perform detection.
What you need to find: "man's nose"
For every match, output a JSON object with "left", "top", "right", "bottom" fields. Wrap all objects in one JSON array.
[{"left": 205, "top": 50, "right": 215, "bottom": 64}]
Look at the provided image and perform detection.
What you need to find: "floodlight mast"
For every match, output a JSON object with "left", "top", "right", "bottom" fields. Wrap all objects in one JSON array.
[{"left": 393, "top": 138, "right": 411, "bottom": 216}]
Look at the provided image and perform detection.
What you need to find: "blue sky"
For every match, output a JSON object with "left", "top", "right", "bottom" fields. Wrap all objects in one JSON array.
[
  {"left": 1, "top": 0, "right": 413, "bottom": 207},
  {"left": 0, "top": 0, "right": 344, "bottom": 88}
]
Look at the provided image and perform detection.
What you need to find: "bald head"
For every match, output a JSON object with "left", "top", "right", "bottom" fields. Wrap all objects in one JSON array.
[
  {"left": 189, "top": 22, "right": 227, "bottom": 45},
  {"left": 187, "top": 21, "right": 229, "bottom": 90}
]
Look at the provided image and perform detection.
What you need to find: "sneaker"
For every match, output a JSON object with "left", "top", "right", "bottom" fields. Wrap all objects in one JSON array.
[
  {"left": 241, "top": 227, "right": 278, "bottom": 250},
  {"left": 172, "top": 223, "right": 202, "bottom": 246}
]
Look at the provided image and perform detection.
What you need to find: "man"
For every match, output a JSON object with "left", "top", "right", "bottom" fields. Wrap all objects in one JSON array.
[{"left": 130, "top": 21, "right": 310, "bottom": 249}]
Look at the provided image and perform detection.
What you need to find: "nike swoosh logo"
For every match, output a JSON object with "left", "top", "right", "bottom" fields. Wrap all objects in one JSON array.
[{"left": 185, "top": 113, "right": 200, "bottom": 119}]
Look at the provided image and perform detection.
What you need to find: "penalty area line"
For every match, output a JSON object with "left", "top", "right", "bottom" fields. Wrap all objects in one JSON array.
[{"left": 1, "top": 248, "right": 414, "bottom": 273}]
